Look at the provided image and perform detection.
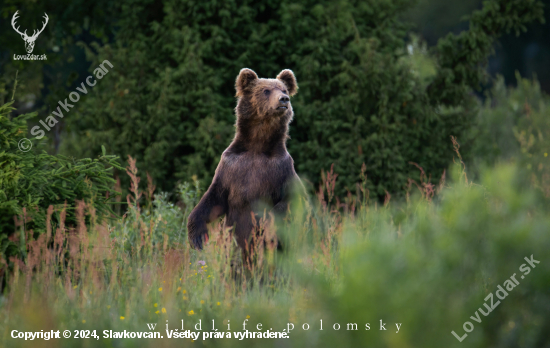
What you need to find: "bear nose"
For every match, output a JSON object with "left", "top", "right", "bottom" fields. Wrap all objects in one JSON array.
[{"left": 279, "top": 95, "right": 289, "bottom": 104}]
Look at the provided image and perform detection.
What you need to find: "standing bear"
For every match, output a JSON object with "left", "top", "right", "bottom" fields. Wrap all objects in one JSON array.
[{"left": 187, "top": 68, "right": 304, "bottom": 251}]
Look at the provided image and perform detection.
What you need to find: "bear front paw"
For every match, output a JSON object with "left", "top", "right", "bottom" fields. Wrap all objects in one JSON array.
[{"left": 189, "top": 232, "right": 209, "bottom": 250}]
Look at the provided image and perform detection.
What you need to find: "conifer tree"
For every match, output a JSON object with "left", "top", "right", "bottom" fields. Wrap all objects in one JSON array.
[
  {"left": 61, "top": 0, "right": 544, "bottom": 197},
  {"left": 0, "top": 100, "right": 121, "bottom": 260}
]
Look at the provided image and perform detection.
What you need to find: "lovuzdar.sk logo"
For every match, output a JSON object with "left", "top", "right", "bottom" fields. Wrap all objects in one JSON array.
[{"left": 11, "top": 10, "right": 48, "bottom": 61}]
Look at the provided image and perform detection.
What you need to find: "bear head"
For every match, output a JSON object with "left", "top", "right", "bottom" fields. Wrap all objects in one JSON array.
[{"left": 235, "top": 68, "right": 298, "bottom": 127}]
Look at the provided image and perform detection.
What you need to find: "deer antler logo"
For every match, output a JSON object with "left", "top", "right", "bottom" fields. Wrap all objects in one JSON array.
[{"left": 11, "top": 11, "right": 49, "bottom": 54}]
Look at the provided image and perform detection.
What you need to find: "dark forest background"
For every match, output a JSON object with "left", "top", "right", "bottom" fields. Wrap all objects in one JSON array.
[
  {"left": 1, "top": 0, "right": 548, "bottom": 191},
  {"left": 1, "top": 0, "right": 549, "bottom": 239}
]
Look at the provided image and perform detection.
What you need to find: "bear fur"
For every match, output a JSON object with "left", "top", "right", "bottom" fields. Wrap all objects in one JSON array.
[{"left": 187, "top": 68, "right": 304, "bottom": 251}]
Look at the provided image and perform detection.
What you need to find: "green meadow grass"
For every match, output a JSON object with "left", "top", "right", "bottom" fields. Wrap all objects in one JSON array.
[{"left": 1, "top": 162, "right": 550, "bottom": 348}]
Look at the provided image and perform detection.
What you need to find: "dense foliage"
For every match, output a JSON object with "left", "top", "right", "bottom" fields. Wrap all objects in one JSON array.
[
  {"left": 0, "top": 100, "right": 122, "bottom": 260},
  {"left": 468, "top": 73, "right": 550, "bottom": 198},
  {"left": 57, "top": 0, "right": 544, "bottom": 198},
  {"left": 2, "top": 159, "right": 550, "bottom": 347}
]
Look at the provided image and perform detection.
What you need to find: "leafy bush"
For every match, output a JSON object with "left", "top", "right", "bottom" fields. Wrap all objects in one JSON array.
[
  {"left": 111, "top": 155, "right": 202, "bottom": 253},
  {"left": 305, "top": 164, "right": 550, "bottom": 347},
  {"left": 60, "top": 0, "right": 544, "bottom": 199},
  {"left": 0, "top": 100, "right": 122, "bottom": 260},
  {"left": 467, "top": 73, "right": 550, "bottom": 198}
]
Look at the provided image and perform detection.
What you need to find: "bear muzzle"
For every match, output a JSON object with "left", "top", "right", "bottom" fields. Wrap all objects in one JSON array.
[{"left": 277, "top": 95, "right": 290, "bottom": 110}]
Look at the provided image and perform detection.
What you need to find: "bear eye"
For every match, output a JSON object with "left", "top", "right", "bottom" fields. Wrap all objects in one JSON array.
[
  {"left": 263, "top": 89, "right": 271, "bottom": 96},
  {"left": 283, "top": 90, "right": 288, "bottom": 94}
]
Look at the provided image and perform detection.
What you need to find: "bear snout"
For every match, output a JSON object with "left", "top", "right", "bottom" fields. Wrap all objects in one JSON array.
[{"left": 277, "top": 95, "right": 290, "bottom": 110}]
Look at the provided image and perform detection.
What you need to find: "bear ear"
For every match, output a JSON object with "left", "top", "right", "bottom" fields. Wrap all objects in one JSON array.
[
  {"left": 276, "top": 69, "right": 298, "bottom": 96},
  {"left": 236, "top": 68, "right": 259, "bottom": 97}
]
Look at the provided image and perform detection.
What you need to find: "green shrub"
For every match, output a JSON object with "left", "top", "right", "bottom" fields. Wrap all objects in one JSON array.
[
  {"left": 112, "top": 156, "right": 202, "bottom": 253},
  {"left": 290, "top": 163, "right": 550, "bottom": 347},
  {"left": 0, "top": 100, "right": 122, "bottom": 260},
  {"left": 467, "top": 73, "right": 550, "bottom": 198}
]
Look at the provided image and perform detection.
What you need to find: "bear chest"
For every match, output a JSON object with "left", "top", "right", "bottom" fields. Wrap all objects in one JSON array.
[{"left": 222, "top": 153, "right": 291, "bottom": 206}]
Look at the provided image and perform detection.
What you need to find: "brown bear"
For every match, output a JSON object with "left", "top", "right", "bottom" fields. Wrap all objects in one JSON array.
[{"left": 187, "top": 68, "right": 304, "bottom": 251}]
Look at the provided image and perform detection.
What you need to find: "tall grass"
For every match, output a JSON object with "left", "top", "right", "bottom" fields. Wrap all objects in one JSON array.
[{"left": 1, "top": 155, "right": 550, "bottom": 347}]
